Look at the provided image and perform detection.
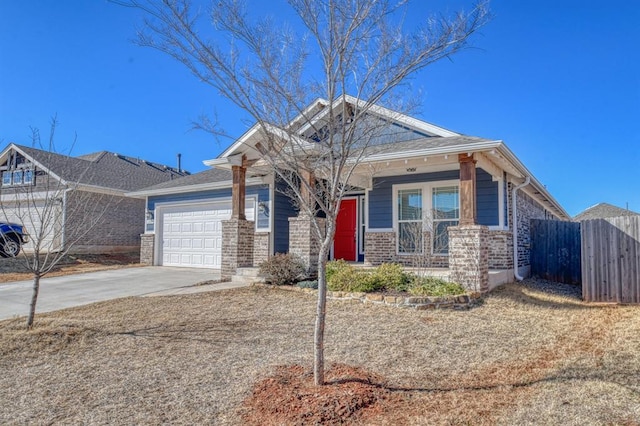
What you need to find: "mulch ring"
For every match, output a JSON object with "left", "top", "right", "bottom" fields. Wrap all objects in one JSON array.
[{"left": 241, "top": 363, "right": 392, "bottom": 425}]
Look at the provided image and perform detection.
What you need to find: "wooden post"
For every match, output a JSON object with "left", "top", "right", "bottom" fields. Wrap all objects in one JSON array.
[
  {"left": 299, "top": 169, "right": 315, "bottom": 216},
  {"left": 458, "top": 153, "right": 477, "bottom": 226},
  {"left": 231, "top": 160, "right": 246, "bottom": 220}
]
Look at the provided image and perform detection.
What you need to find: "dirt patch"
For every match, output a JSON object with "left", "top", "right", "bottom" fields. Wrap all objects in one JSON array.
[
  {"left": 0, "top": 252, "right": 140, "bottom": 283},
  {"left": 241, "top": 364, "right": 389, "bottom": 425}
]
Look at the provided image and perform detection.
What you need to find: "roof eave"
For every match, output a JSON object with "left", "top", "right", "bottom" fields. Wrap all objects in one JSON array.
[{"left": 126, "top": 176, "right": 266, "bottom": 198}]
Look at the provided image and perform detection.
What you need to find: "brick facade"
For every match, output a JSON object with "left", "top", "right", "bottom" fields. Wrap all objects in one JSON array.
[
  {"left": 253, "top": 232, "right": 270, "bottom": 266},
  {"left": 65, "top": 190, "right": 145, "bottom": 253},
  {"left": 288, "top": 216, "right": 325, "bottom": 274},
  {"left": 448, "top": 225, "right": 489, "bottom": 292},
  {"left": 514, "top": 188, "right": 548, "bottom": 272},
  {"left": 221, "top": 219, "right": 255, "bottom": 279},
  {"left": 140, "top": 233, "right": 154, "bottom": 265},
  {"left": 363, "top": 232, "right": 395, "bottom": 265},
  {"left": 487, "top": 230, "right": 513, "bottom": 269},
  {"left": 364, "top": 231, "right": 449, "bottom": 267}
]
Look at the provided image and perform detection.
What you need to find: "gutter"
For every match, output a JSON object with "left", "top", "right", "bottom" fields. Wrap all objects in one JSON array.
[{"left": 512, "top": 177, "right": 530, "bottom": 281}]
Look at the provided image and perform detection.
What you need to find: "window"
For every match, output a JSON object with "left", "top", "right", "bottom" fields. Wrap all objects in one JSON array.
[
  {"left": 394, "top": 181, "right": 460, "bottom": 256},
  {"left": 432, "top": 186, "right": 459, "bottom": 255},
  {"left": 2, "top": 171, "right": 11, "bottom": 186},
  {"left": 13, "top": 170, "right": 23, "bottom": 185},
  {"left": 23, "top": 169, "right": 33, "bottom": 184},
  {"left": 397, "top": 188, "right": 423, "bottom": 253}
]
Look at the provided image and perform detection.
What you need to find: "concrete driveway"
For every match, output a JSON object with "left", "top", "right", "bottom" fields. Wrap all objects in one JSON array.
[{"left": 0, "top": 266, "right": 226, "bottom": 321}]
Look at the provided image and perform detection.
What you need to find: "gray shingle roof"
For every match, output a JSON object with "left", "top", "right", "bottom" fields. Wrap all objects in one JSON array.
[
  {"left": 137, "top": 168, "right": 233, "bottom": 191},
  {"left": 573, "top": 203, "right": 639, "bottom": 221},
  {"left": 13, "top": 144, "right": 189, "bottom": 192},
  {"left": 362, "top": 135, "right": 492, "bottom": 156}
]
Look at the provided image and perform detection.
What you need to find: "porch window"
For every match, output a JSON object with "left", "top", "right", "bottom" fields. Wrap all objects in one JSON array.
[
  {"left": 397, "top": 188, "right": 423, "bottom": 253},
  {"left": 432, "top": 186, "right": 459, "bottom": 255}
]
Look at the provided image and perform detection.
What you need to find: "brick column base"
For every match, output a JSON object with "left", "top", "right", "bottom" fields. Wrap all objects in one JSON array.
[
  {"left": 448, "top": 225, "right": 489, "bottom": 292},
  {"left": 140, "top": 234, "right": 154, "bottom": 265},
  {"left": 222, "top": 219, "right": 255, "bottom": 280},
  {"left": 288, "top": 216, "right": 325, "bottom": 275}
]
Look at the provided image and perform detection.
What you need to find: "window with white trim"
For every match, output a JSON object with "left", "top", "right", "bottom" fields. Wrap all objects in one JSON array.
[
  {"left": 432, "top": 186, "right": 459, "bottom": 255},
  {"left": 393, "top": 181, "right": 460, "bottom": 255},
  {"left": 2, "top": 171, "right": 11, "bottom": 186},
  {"left": 397, "top": 188, "right": 423, "bottom": 253}
]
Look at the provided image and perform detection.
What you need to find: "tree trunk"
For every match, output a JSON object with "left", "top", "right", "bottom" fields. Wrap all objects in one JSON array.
[
  {"left": 313, "top": 244, "right": 330, "bottom": 386},
  {"left": 27, "top": 273, "right": 41, "bottom": 329}
]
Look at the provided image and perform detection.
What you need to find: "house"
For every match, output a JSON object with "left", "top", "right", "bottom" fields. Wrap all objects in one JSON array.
[
  {"left": 128, "top": 96, "right": 569, "bottom": 291},
  {"left": 0, "top": 143, "right": 187, "bottom": 254},
  {"left": 573, "top": 202, "right": 639, "bottom": 221}
]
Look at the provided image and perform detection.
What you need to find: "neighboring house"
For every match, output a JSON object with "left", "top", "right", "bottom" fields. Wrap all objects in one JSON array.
[
  {"left": 573, "top": 202, "right": 639, "bottom": 221},
  {"left": 0, "top": 143, "right": 187, "bottom": 254},
  {"left": 129, "top": 96, "right": 569, "bottom": 290}
]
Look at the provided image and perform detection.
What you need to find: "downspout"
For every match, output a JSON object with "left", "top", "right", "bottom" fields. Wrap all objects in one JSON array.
[{"left": 512, "top": 177, "right": 530, "bottom": 281}]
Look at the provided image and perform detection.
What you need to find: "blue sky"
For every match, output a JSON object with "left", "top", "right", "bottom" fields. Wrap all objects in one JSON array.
[{"left": 1, "top": 0, "right": 638, "bottom": 216}]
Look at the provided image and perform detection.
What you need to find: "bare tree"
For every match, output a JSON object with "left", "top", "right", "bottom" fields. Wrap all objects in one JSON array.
[
  {"left": 116, "top": 0, "right": 489, "bottom": 385},
  {"left": 0, "top": 118, "right": 117, "bottom": 329}
]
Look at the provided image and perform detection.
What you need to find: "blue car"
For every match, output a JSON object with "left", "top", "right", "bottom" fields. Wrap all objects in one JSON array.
[{"left": 0, "top": 222, "right": 29, "bottom": 257}]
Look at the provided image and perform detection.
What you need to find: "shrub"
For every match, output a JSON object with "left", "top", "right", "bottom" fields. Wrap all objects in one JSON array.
[
  {"left": 325, "top": 259, "right": 351, "bottom": 284},
  {"left": 259, "top": 253, "right": 305, "bottom": 286},
  {"left": 326, "top": 261, "right": 382, "bottom": 293},
  {"left": 297, "top": 280, "right": 318, "bottom": 289},
  {"left": 408, "top": 276, "right": 466, "bottom": 296},
  {"left": 371, "top": 263, "right": 411, "bottom": 292}
]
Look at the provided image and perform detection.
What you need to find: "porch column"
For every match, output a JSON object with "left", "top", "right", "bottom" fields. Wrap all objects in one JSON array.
[
  {"left": 449, "top": 225, "right": 489, "bottom": 293},
  {"left": 458, "top": 153, "right": 477, "bottom": 225},
  {"left": 289, "top": 170, "right": 324, "bottom": 275},
  {"left": 231, "top": 161, "right": 247, "bottom": 220},
  {"left": 299, "top": 169, "right": 315, "bottom": 216},
  {"left": 222, "top": 156, "right": 254, "bottom": 280}
]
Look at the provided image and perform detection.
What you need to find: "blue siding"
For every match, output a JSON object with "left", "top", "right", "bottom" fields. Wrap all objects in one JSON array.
[
  {"left": 148, "top": 184, "right": 270, "bottom": 229},
  {"left": 368, "top": 168, "right": 498, "bottom": 228},
  {"left": 273, "top": 180, "right": 298, "bottom": 253},
  {"left": 476, "top": 169, "right": 499, "bottom": 226}
]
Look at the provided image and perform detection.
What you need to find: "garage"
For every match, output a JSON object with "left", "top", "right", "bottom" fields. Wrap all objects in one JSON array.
[
  {"left": 156, "top": 201, "right": 255, "bottom": 269},
  {"left": 0, "top": 199, "right": 62, "bottom": 253}
]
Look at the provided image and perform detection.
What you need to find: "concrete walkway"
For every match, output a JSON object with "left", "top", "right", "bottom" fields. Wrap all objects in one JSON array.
[{"left": 0, "top": 267, "right": 247, "bottom": 321}]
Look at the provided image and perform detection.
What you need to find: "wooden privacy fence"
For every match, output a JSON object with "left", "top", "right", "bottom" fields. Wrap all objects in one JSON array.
[
  {"left": 581, "top": 216, "right": 640, "bottom": 303},
  {"left": 530, "top": 219, "right": 581, "bottom": 284}
]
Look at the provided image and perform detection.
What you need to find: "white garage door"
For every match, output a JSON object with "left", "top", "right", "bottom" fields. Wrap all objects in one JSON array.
[
  {"left": 157, "top": 201, "right": 255, "bottom": 269},
  {"left": 0, "top": 200, "right": 62, "bottom": 253}
]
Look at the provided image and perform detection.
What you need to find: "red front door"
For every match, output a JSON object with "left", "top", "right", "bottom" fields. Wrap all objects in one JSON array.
[{"left": 334, "top": 199, "right": 357, "bottom": 261}]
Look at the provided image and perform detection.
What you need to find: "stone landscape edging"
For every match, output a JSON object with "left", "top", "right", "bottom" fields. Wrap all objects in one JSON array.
[{"left": 252, "top": 283, "right": 482, "bottom": 310}]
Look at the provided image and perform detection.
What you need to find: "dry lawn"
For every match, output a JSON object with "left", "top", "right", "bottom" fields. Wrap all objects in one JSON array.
[
  {"left": 1, "top": 282, "right": 639, "bottom": 425},
  {"left": 0, "top": 252, "right": 140, "bottom": 283}
]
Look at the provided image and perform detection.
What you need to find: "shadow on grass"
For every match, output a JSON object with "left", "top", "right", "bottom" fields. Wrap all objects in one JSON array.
[{"left": 487, "top": 283, "right": 611, "bottom": 311}]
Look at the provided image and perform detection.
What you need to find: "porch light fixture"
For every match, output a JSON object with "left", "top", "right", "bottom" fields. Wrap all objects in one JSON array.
[{"left": 444, "top": 154, "right": 448, "bottom": 160}]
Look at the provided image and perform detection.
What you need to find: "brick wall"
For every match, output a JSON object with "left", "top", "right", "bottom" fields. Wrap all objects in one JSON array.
[
  {"left": 140, "top": 233, "right": 154, "bottom": 265},
  {"left": 253, "top": 232, "right": 270, "bottom": 266},
  {"left": 65, "top": 190, "right": 144, "bottom": 253},
  {"left": 487, "top": 230, "right": 513, "bottom": 269},
  {"left": 448, "top": 225, "right": 489, "bottom": 292},
  {"left": 364, "top": 232, "right": 395, "bottom": 265},
  {"left": 364, "top": 231, "right": 450, "bottom": 267},
  {"left": 515, "top": 189, "right": 547, "bottom": 269},
  {"left": 221, "top": 219, "right": 255, "bottom": 279},
  {"left": 288, "top": 216, "right": 325, "bottom": 274}
]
